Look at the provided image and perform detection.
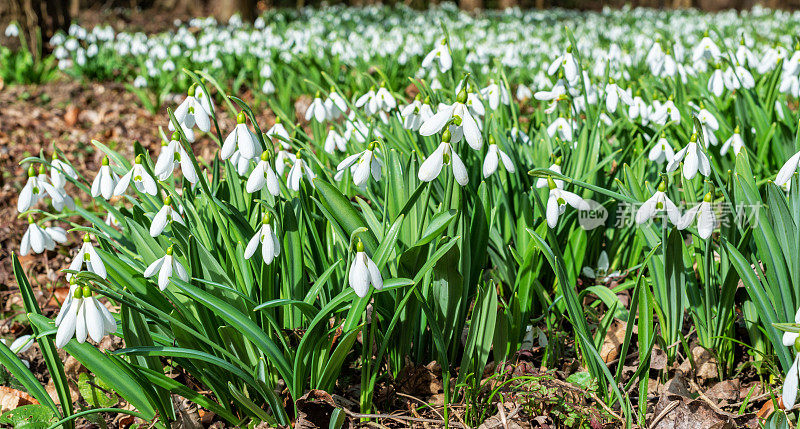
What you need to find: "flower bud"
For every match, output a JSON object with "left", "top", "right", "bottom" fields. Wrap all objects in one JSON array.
[
  {"left": 356, "top": 239, "right": 364, "bottom": 252},
  {"left": 237, "top": 111, "right": 246, "bottom": 124},
  {"left": 82, "top": 286, "right": 92, "bottom": 298}
]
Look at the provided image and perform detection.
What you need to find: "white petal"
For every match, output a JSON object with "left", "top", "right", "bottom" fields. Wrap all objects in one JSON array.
[{"left": 349, "top": 255, "right": 370, "bottom": 298}]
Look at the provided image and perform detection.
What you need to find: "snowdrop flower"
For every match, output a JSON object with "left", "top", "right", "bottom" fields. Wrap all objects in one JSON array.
[
  {"left": 776, "top": 148, "right": 800, "bottom": 187},
  {"left": 581, "top": 251, "right": 621, "bottom": 282},
  {"left": 336, "top": 141, "right": 382, "bottom": 187},
  {"left": 286, "top": 152, "right": 316, "bottom": 191},
  {"left": 418, "top": 129, "right": 468, "bottom": 186},
  {"left": 400, "top": 97, "right": 433, "bottom": 132},
  {"left": 324, "top": 127, "right": 347, "bottom": 154},
  {"left": 604, "top": 78, "right": 632, "bottom": 113},
  {"left": 547, "top": 46, "right": 579, "bottom": 84},
  {"left": 195, "top": 85, "right": 214, "bottom": 115},
  {"left": 114, "top": 155, "right": 157, "bottom": 196},
  {"left": 510, "top": 127, "right": 530, "bottom": 145},
  {"left": 782, "top": 310, "right": 800, "bottom": 409},
  {"left": 50, "top": 153, "right": 77, "bottom": 189},
  {"left": 266, "top": 117, "right": 291, "bottom": 149},
  {"left": 349, "top": 239, "right": 382, "bottom": 298},
  {"left": 545, "top": 177, "right": 590, "bottom": 228},
  {"left": 5, "top": 23, "right": 19, "bottom": 37},
  {"left": 648, "top": 134, "right": 675, "bottom": 164},
  {"left": 422, "top": 38, "right": 452, "bottom": 73},
  {"left": 54, "top": 281, "right": 116, "bottom": 348},
  {"left": 420, "top": 87, "right": 483, "bottom": 150},
  {"left": 170, "top": 85, "right": 211, "bottom": 134},
  {"left": 667, "top": 133, "right": 711, "bottom": 180},
  {"left": 678, "top": 192, "right": 716, "bottom": 239},
  {"left": 222, "top": 111, "right": 260, "bottom": 160},
  {"left": 707, "top": 65, "right": 725, "bottom": 97},
  {"left": 305, "top": 92, "right": 327, "bottom": 123},
  {"left": 18, "top": 165, "right": 64, "bottom": 213},
  {"left": 91, "top": 157, "right": 119, "bottom": 200},
  {"left": 229, "top": 150, "right": 252, "bottom": 176},
  {"left": 516, "top": 84, "right": 533, "bottom": 102},
  {"left": 144, "top": 246, "right": 189, "bottom": 291},
  {"left": 324, "top": 90, "right": 348, "bottom": 120},
  {"left": 20, "top": 217, "right": 66, "bottom": 256},
  {"left": 355, "top": 88, "right": 378, "bottom": 115},
  {"left": 720, "top": 127, "right": 745, "bottom": 156},
  {"left": 150, "top": 196, "right": 185, "bottom": 237},
  {"left": 536, "top": 159, "right": 563, "bottom": 189},
  {"left": 374, "top": 85, "right": 397, "bottom": 112},
  {"left": 724, "top": 65, "right": 755, "bottom": 91},
  {"left": 482, "top": 136, "right": 515, "bottom": 178},
  {"left": 650, "top": 98, "right": 680, "bottom": 125},
  {"left": 67, "top": 234, "right": 107, "bottom": 280},
  {"left": 480, "top": 80, "right": 510, "bottom": 110},
  {"left": 696, "top": 108, "right": 719, "bottom": 146},
  {"left": 154, "top": 132, "right": 199, "bottom": 184},
  {"left": 246, "top": 152, "right": 280, "bottom": 196},
  {"left": 245, "top": 213, "right": 281, "bottom": 265},
  {"left": 692, "top": 33, "right": 721, "bottom": 63},
  {"left": 635, "top": 181, "right": 681, "bottom": 225},
  {"left": 546, "top": 117, "right": 576, "bottom": 143},
  {"left": 1, "top": 335, "right": 33, "bottom": 366},
  {"left": 628, "top": 94, "right": 649, "bottom": 124}
]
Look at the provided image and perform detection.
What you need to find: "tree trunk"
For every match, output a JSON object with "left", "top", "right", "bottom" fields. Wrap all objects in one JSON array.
[
  {"left": 2, "top": 0, "right": 70, "bottom": 54},
  {"left": 214, "top": 0, "right": 257, "bottom": 23},
  {"left": 498, "top": 0, "right": 518, "bottom": 9},
  {"left": 460, "top": 0, "right": 482, "bottom": 11}
]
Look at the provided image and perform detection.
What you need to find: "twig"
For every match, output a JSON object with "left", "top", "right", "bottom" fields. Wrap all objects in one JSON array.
[
  {"left": 689, "top": 379, "right": 739, "bottom": 420},
  {"left": 648, "top": 400, "right": 679, "bottom": 429},
  {"left": 549, "top": 378, "right": 623, "bottom": 423},
  {"left": 340, "top": 407, "right": 467, "bottom": 428},
  {"left": 395, "top": 392, "right": 444, "bottom": 421}
]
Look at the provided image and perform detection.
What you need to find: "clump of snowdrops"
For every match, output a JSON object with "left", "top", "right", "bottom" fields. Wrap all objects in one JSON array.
[{"left": 6, "top": 5, "right": 800, "bottom": 428}]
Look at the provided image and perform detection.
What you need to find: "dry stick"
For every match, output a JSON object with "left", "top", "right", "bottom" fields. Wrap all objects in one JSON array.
[
  {"left": 395, "top": 392, "right": 444, "bottom": 421},
  {"left": 340, "top": 407, "right": 467, "bottom": 428},
  {"left": 549, "top": 378, "right": 623, "bottom": 423},
  {"left": 728, "top": 391, "right": 772, "bottom": 409},
  {"left": 647, "top": 400, "right": 680, "bottom": 429},
  {"left": 688, "top": 379, "right": 739, "bottom": 420}
]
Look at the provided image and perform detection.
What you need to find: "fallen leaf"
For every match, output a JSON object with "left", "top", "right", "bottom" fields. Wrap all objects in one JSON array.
[{"left": 0, "top": 386, "right": 37, "bottom": 413}]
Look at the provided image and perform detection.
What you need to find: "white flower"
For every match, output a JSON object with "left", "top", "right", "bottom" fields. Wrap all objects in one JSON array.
[
  {"left": 91, "top": 157, "right": 120, "bottom": 200},
  {"left": 418, "top": 131, "right": 468, "bottom": 186},
  {"left": 5, "top": 23, "right": 19, "bottom": 37},
  {"left": 400, "top": 99, "right": 433, "bottom": 132},
  {"left": 144, "top": 246, "right": 189, "bottom": 291},
  {"left": 650, "top": 99, "right": 680, "bottom": 125},
  {"left": 170, "top": 86, "right": 211, "bottom": 133},
  {"left": 55, "top": 282, "right": 116, "bottom": 348},
  {"left": 336, "top": 143, "right": 382, "bottom": 187},
  {"left": 286, "top": 153, "right": 316, "bottom": 191},
  {"left": 349, "top": 239, "right": 382, "bottom": 298},
  {"left": 20, "top": 218, "right": 66, "bottom": 256},
  {"left": 50, "top": 154, "right": 77, "bottom": 189},
  {"left": 545, "top": 178, "right": 589, "bottom": 228},
  {"left": 419, "top": 87, "right": 483, "bottom": 151},
  {"left": 707, "top": 67, "right": 725, "bottom": 97},
  {"left": 724, "top": 65, "right": 755, "bottom": 90},
  {"left": 581, "top": 251, "right": 622, "bottom": 282},
  {"left": 635, "top": 182, "right": 681, "bottom": 225},
  {"left": 18, "top": 165, "right": 64, "bottom": 213},
  {"left": 604, "top": 79, "right": 632, "bottom": 113},
  {"left": 374, "top": 86, "right": 397, "bottom": 112},
  {"left": 677, "top": 193, "right": 716, "bottom": 239},
  {"left": 230, "top": 150, "right": 252, "bottom": 176},
  {"left": 696, "top": 108, "right": 719, "bottom": 146},
  {"left": 114, "top": 155, "right": 158, "bottom": 196},
  {"left": 783, "top": 314, "right": 800, "bottom": 409},
  {"left": 666, "top": 133, "right": 711, "bottom": 180},
  {"left": 547, "top": 47, "right": 579, "bottom": 84},
  {"left": 266, "top": 118, "right": 291, "bottom": 149},
  {"left": 305, "top": 93, "right": 327, "bottom": 123},
  {"left": 776, "top": 149, "right": 800, "bottom": 187},
  {"left": 355, "top": 88, "right": 378, "bottom": 115},
  {"left": 67, "top": 234, "right": 107, "bottom": 280},
  {"left": 536, "top": 162, "right": 563, "bottom": 189},
  {"left": 150, "top": 197, "right": 185, "bottom": 237},
  {"left": 692, "top": 35, "right": 721, "bottom": 63},
  {"left": 482, "top": 140, "right": 515, "bottom": 178},
  {"left": 480, "top": 80, "right": 510, "bottom": 110},
  {"left": 421, "top": 38, "right": 452, "bottom": 72},
  {"left": 154, "top": 132, "right": 199, "bottom": 184},
  {"left": 244, "top": 214, "right": 281, "bottom": 265},
  {"left": 516, "top": 84, "right": 533, "bottom": 101},
  {"left": 195, "top": 85, "right": 214, "bottom": 115},
  {"left": 648, "top": 134, "right": 675, "bottom": 164},
  {"left": 720, "top": 127, "right": 744, "bottom": 156},
  {"left": 324, "top": 90, "right": 348, "bottom": 120},
  {"left": 546, "top": 117, "right": 576, "bottom": 143},
  {"left": 246, "top": 152, "right": 281, "bottom": 196},
  {"left": 1, "top": 335, "right": 33, "bottom": 366},
  {"left": 324, "top": 127, "right": 347, "bottom": 154},
  {"left": 222, "top": 112, "right": 260, "bottom": 160}
]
